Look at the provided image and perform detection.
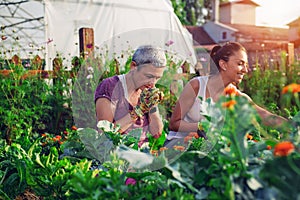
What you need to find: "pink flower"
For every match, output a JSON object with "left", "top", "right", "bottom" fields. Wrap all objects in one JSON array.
[
  {"left": 86, "top": 43, "right": 93, "bottom": 49},
  {"left": 165, "top": 40, "right": 174, "bottom": 47},
  {"left": 46, "top": 38, "right": 53, "bottom": 44},
  {"left": 125, "top": 177, "right": 137, "bottom": 185}
]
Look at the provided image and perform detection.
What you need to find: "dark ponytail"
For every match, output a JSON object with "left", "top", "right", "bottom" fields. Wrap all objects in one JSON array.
[{"left": 209, "top": 42, "right": 246, "bottom": 75}]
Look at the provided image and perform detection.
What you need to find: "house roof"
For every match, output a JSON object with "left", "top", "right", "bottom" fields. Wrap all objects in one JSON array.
[
  {"left": 185, "top": 26, "right": 216, "bottom": 46},
  {"left": 287, "top": 17, "right": 300, "bottom": 26},
  {"left": 223, "top": 23, "right": 288, "bottom": 42},
  {"left": 220, "top": 0, "right": 260, "bottom": 7},
  {"left": 185, "top": 23, "right": 289, "bottom": 52}
]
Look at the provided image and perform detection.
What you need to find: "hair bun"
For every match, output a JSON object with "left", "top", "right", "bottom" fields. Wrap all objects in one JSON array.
[{"left": 210, "top": 45, "right": 222, "bottom": 57}]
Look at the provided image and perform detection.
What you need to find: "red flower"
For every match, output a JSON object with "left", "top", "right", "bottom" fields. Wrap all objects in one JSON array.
[
  {"left": 266, "top": 145, "right": 272, "bottom": 150},
  {"left": 274, "top": 141, "right": 295, "bottom": 156},
  {"left": 71, "top": 126, "right": 78, "bottom": 131},
  {"left": 63, "top": 131, "right": 69, "bottom": 135}
]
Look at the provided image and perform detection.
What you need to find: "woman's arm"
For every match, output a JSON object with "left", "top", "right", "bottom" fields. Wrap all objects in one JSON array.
[
  {"left": 148, "top": 107, "right": 163, "bottom": 138},
  {"left": 95, "top": 98, "right": 135, "bottom": 132},
  {"left": 169, "top": 79, "right": 200, "bottom": 133},
  {"left": 239, "top": 92, "right": 288, "bottom": 127}
]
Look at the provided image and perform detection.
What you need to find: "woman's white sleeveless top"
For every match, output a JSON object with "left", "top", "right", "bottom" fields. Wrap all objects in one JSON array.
[{"left": 167, "top": 76, "right": 209, "bottom": 139}]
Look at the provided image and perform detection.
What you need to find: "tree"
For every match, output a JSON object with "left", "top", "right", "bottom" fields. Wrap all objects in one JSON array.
[{"left": 170, "top": 0, "right": 228, "bottom": 26}]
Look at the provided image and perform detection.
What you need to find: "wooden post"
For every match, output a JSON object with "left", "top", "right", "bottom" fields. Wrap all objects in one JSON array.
[
  {"left": 11, "top": 55, "right": 21, "bottom": 66},
  {"left": 32, "top": 55, "right": 43, "bottom": 70},
  {"left": 79, "top": 28, "right": 94, "bottom": 59},
  {"left": 287, "top": 42, "right": 295, "bottom": 66}
]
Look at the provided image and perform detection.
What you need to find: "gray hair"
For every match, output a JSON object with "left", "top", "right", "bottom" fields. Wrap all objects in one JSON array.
[{"left": 132, "top": 45, "right": 167, "bottom": 68}]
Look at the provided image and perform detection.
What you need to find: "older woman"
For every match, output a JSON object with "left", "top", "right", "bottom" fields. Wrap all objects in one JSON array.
[{"left": 94, "top": 45, "right": 166, "bottom": 146}]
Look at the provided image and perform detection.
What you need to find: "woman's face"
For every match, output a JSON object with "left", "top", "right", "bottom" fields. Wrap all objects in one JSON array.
[
  {"left": 134, "top": 64, "right": 165, "bottom": 90},
  {"left": 224, "top": 50, "right": 248, "bottom": 84}
]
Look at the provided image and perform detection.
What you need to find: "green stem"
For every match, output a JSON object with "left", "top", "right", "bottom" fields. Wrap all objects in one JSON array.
[
  {"left": 150, "top": 138, "right": 157, "bottom": 152},
  {"left": 287, "top": 154, "right": 300, "bottom": 176}
]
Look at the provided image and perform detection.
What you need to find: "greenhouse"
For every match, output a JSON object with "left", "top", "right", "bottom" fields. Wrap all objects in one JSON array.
[{"left": 1, "top": 0, "right": 300, "bottom": 199}]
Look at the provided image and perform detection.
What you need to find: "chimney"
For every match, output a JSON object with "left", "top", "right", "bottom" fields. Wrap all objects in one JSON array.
[{"left": 211, "top": 0, "right": 219, "bottom": 22}]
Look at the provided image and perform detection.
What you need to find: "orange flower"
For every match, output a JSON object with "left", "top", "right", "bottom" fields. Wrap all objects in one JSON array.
[
  {"left": 266, "top": 145, "right": 272, "bottom": 150},
  {"left": 281, "top": 83, "right": 300, "bottom": 94},
  {"left": 222, "top": 100, "right": 237, "bottom": 110},
  {"left": 224, "top": 86, "right": 238, "bottom": 97},
  {"left": 173, "top": 145, "right": 185, "bottom": 151},
  {"left": 52, "top": 135, "right": 62, "bottom": 142},
  {"left": 159, "top": 147, "right": 168, "bottom": 152},
  {"left": 41, "top": 133, "right": 47, "bottom": 137},
  {"left": 41, "top": 142, "right": 47, "bottom": 146},
  {"left": 274, "top": 141, "right": 295, "bottom": 156},
  {"left": 188, "top": 132, "right": 199, "bottom": 139},
  {"left": 184, "top": 136, "right": 193, "bottom": 143},
  {"left": 71, "top": 125, "right": 78, "bottom": 131},
  {"left": 150, "top": 150, "right": 158, "bottom": 156},
  {"left": 246, "top": 133, "right": 253, "bottom": 140}
]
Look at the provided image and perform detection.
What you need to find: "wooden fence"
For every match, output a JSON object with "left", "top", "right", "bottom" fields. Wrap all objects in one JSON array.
[{"left": 0, "top": 27, "right": 94, "bottom": 79}]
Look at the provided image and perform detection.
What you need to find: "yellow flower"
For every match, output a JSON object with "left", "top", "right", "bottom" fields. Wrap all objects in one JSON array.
[{"left": 281, "top": 83, "right": 300, "bottom": 94}]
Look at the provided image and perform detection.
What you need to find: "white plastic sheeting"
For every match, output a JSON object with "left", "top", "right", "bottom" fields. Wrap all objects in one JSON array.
[{"left": 44, "top": 0, "right": 196, "bottom": 70}]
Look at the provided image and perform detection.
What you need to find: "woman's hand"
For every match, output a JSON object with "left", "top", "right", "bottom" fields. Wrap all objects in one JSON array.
[{"left": 134, "top": 88, "right": 164, "bottom": 117}]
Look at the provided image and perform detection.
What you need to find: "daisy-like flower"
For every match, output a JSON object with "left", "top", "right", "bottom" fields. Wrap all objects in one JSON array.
[
  {"left": 281, "top": 83, "right": 300, "bottom": 94},
  {"left": 87, "top": 66, "right": 94, "bottom": 73},
  {"left": 86, "top": 74, "right": 93, "bottom": 79},
  {"left": 222, "top": 100, "right": 237, "bottom": 110},
  {"left": 273, "top": 141, "right": 295, "bottom": 156}
]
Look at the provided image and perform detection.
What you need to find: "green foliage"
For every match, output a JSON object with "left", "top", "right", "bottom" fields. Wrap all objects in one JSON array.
[
  {"left": 260, "top": 152, "right": 300, "bottom": 200},
  {"left": 0, "top": 50, "right": 300, "bottom": 199},
  {"left": 241, "top": 57, "right": 300, "bottom": 118}
]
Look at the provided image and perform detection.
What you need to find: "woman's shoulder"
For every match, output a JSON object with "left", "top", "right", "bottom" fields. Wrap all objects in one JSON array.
[
  {"left": 101, "top": 75, "right": 120, "bottom": 85},
  {"left": 94, "top": 75, "right": 122, "bottom": 101}
]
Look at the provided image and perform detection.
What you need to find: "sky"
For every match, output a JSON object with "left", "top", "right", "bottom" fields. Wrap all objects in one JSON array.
[{"left": 253, "top": 0, "right": 300, "bottom": 27}]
